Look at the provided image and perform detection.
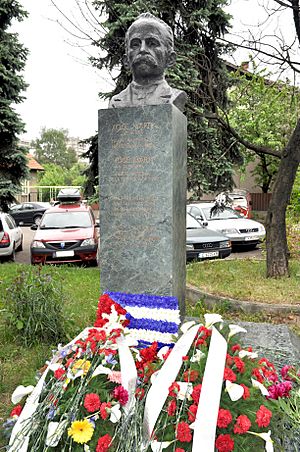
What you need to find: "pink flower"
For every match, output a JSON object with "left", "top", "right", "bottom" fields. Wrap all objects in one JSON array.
[
  {"left": 281, "top": 365, "right": 295, "bottom": 381},
  {"left": 108, "top": 371, "right": 122, "bottom": 384},
  {"left": 267, "top": 381, "right": 293, "bottom": 399},
  {"left": 112, "top": 385, "right": 129, "bottom": 406}
]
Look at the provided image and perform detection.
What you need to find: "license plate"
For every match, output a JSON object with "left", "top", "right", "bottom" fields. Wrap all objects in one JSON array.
[
  {"left": 245, "top": 236, "right": 259, "bottom": 241},
  {"left": 198, "top": 251, "right": 219, "bottom": 258},
  {"left": 54, "top": 250, "right": 75, "bottom": 257}
]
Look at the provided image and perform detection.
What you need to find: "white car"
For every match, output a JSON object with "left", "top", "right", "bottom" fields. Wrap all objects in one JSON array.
[
  {"left": 0, "top": 212, "right": 23, "bottom": 261},
  {"left": 187, "top": 202, "right": 265, "bottom": 248}
]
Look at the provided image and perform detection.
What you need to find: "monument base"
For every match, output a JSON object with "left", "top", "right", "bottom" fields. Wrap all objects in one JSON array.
[{"left": 98, "top": 104, "right": 187, "bottom": 316}]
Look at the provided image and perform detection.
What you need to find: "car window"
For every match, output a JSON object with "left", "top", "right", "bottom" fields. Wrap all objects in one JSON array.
[
  {"left": 202, "top": 206, "right": 242, "bottom": 220},
  {"left": 5, "top": 215, "right": 15, "bottom": 229},
  {"left": 10, "top": 204, "right": 22, "bottom": 211},
  {"left": 189, "top": 206, "right": 203, "bottom": 220},
  {"left": 40, "top": 211, "right": 93, "bottom": 229},
  {"left": 7, "top": 214, "right": 17, "bottom": 228},
  {"left": 23, "top": 203, "right": 35, "bottom": 210}
]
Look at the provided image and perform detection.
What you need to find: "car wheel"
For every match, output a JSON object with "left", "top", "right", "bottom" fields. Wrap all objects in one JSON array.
[
  {"left": 16, "top": 239, "right": 23, "bottom": 251},
  {"left": 33, "top": 215, "right": 42, "bottom": 226},
  {"left": 8, "top": 245, "right": 16, "bottom": 262}
]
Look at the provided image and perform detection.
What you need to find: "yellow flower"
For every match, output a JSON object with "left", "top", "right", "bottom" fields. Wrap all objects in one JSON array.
[
  {"left": 72, "top": 359, "right": 91, "bottom": 376},
  {"left": 68, "top": 419, "right": 94, "bottom": 444}
]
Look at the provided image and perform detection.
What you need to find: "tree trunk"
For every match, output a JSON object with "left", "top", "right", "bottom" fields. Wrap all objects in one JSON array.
[{"left": 266, "top": 118, "right": 300, "bottom": 277}]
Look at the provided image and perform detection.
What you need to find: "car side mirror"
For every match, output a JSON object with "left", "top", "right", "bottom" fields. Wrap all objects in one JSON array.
[
  {"left": 30, "top": 224, "right": 38, "bottom": 230},
  {"left": 202, "top": 221, "right": 208, "bottom": 227}
]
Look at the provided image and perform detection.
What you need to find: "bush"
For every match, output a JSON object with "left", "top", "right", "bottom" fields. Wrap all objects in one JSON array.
[{"left": 3, "top": 267, "right": 67, "bottom": 347}]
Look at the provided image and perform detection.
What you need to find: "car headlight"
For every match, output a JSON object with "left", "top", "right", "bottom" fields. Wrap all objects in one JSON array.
[
  {"left": 220, "top": 240, "right": 231, "bottom": 248},
  {"left": 219, "top": 228, "right": 238, "bottom": 235},
  {"left": 186, "top": 243, "right": 194, "bottom": 250},
  {"left": 31, "top": 240, "right": 45, "bottom": 248},
  {"left": 81, "top": 238, "right": 96, "bottom": 246}
]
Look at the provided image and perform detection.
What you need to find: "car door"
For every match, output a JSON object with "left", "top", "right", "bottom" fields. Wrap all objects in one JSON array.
[
  {"left": 5, "top": 214, "right": 21, "bottom": 247},
  {"left": 21, "top": 203, "right": 36, "bottom": 224}
]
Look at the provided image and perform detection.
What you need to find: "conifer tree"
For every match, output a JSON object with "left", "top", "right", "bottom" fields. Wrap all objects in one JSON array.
[{"left": 0, "top": 0, "right": 28, "bottom": 211}]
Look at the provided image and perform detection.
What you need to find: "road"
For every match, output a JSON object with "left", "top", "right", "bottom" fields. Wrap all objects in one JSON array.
[{"left": 15, "top": 226, "right": 263, "bottom": 265}]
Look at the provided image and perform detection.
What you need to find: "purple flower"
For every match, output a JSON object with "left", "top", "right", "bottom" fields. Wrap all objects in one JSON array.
[{"left": 106, "top": 354, "right": 117, "bottom": 365}]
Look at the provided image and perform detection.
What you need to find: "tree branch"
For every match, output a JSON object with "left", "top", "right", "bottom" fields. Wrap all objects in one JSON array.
[{"left": 205, "top": 113, "right": 282, "bottom": 158}]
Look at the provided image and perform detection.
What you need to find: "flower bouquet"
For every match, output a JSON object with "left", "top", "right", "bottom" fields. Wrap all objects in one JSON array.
[{"left": 5, "top": 295, "right": 298, "bottom": 452}]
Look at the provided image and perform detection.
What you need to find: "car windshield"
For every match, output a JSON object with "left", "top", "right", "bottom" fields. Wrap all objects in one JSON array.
[
  {"left": 40, "top": 212, "right": 92, "bottom": 229},
  {"left": 202, "top": 206, "right": 242, "bottom": 220}
]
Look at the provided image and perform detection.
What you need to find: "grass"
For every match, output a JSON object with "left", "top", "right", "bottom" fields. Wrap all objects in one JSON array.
[
  {"left": 186, "top": 258, "right": 300, "bottom": 304},
  {"left": 0, "top": 259, "right": 299, "bottom": 443}
]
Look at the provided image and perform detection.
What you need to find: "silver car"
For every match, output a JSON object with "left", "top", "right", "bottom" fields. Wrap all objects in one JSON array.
[{"left": 187, "top": 202, "right": 265, "bottom": 248}]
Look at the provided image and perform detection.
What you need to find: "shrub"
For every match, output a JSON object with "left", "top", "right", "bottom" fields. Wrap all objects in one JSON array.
[{"left": 4, "top": 266, "right": 67, "bottom": 347}]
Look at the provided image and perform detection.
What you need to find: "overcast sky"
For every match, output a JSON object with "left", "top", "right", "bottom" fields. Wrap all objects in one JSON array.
[{"left": 13, "top": 0, "right": 298, "bottom": 142}]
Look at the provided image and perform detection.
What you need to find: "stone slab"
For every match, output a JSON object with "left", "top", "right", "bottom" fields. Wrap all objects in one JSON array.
[{"left": 98, "top": 104, "right": 187, "bottom": 315}]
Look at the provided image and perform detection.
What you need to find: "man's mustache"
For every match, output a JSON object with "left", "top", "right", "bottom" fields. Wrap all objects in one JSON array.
[{"left": 132, "top": 53, "right": 157, "bottom": 65}]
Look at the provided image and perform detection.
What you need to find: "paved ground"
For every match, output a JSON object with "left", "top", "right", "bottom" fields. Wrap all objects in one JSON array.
[{"left": 14, "top": 226, "right": 263, "bottom": 265}]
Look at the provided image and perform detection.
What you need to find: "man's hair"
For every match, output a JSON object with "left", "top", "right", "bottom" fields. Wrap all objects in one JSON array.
[{"left": 125, "top": 12, "right": 174, "bottom": 51}]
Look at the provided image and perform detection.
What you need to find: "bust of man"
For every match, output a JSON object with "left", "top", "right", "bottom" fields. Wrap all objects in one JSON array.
[{"left": 109, "top": 12, "right": 187, "bottom": 112}]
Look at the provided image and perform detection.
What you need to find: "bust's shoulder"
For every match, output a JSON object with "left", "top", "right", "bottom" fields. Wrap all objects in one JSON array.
[
  {"left": 170, "top": 88, "right": 188, "bottom": 112},
  {"left": 108, "top": 86, "right": 131, "bottom": 108}
]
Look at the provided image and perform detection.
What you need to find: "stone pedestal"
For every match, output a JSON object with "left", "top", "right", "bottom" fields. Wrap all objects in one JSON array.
[{"left": 98, "top": 104, "right": 187, "bottom": 315}]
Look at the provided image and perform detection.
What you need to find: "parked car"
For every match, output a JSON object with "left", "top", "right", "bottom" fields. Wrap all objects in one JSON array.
[
  {"left": 187, "top": 202, "right": 265, "bottom": 248},
  {"left": 186, "top": 212, "right": 231, "bottom": 261},
  {"left": 0, "top": 212, "right": 23, "bottom": 261},
  {"left": 30, "top": 190, "right": 99, "bottom": 265},
  {"left": 9, "top": 202, "right": 51, "bottom": 226}
]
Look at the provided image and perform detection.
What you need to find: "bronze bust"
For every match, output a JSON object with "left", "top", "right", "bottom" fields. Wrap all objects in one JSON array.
[{"left": 109, "top": 12, "right": 187, "bottom": 112}]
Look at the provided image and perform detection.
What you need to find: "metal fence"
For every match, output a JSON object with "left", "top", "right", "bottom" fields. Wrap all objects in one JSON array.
[{"left": 250, "top": 192, "right": 272, "bottom": 211}]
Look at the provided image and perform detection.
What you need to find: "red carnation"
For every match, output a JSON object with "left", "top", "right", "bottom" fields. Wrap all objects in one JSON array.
[
  {"left": 167, "top": 399, "right": 177, "bottom": 416},
  {"left": 100, "top": 402, "right": 111, "bottom": 420},
  {"left": 175, "top": 449, "right": 185, "bottom": 452},
  {"left": 54, "top": 367, "right": 66, "bottom": 380},
  {"left": 183, "top": 369, "right": 199, "bottom": 382},
  {"left": 252, "top": 368, "right": 264, "bottom": 383},
  {"left": 96, "top": 433, "right": 112, "bottom": 452},
  {"left": 231, "top": 344, "right": 241, "bottom": 353},
  {"left": 233, "top": 356, "right": 245, "bottom": 373},
  {"left": 135, "top": 387, "right": 145, "bottom": 400},
  {"left": 140, "top": 342, "right": 158, "bottom": 362},
  {"left": 240, "top": 384, "right": 250, "bottom": 399},
  {"left": 176, "top": 422, "right": 192, "bottom": 443},
  {"left": 191, "top": 384, "right": 202, "bottom": 403},
  {"left": 84, "top": 393, "right": 101, "bottom": 413},
  {"left": 188, "top": 403, "right": 198, "bottom": 422},
  {"left": 10, "top": 405, "right": 22, "bottom": 417},
  {"left": 234, "top": 415, "right": 251, "bottom": 434},
  {"left": 112, "top": 385, "right": 129, "bottom": 406},
  {"left": 256, "top": 405, "right": 272, "bottom": 427},
  {"left": 215, "top": 434, "right": 235, "bottom": 452},
  {"left": 223, "top": 368, "right": 236, "bottom": 382},
  {"left": 217, "top": 409, "right": 232, "bottom": 428},
  {"left": 169, "top": 382, "right": 180, "bottom": 397}
]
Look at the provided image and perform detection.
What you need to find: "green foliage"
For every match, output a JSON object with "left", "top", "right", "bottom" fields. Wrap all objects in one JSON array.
[
  {"left": 288, "top": 169, "right": 300, "bottom": 218},
  {"left": 37, "top": 162, "right": 87, "bottom": 197},
  {"left": 32, "top": 127, "right": 78, "bottom": 170},
  {"left": 0, "top": 0, "right": 29, "bottom": 211},
  {"left": 3, "top": 267, "right": 67, "bottom": 347},
  {"left": 84, "top": 0, "right": 242, "bottom": 198},
  {"left": 227, "top": 67, "right": 300, "bottom": 192}
]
